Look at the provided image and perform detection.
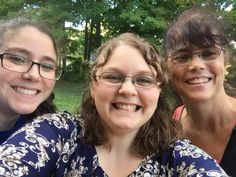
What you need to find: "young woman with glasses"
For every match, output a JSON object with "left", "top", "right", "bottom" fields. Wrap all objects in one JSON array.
[
  {"left": 163, "top": 7, "right": 236, "bottom": 176},
  {"left": 0, "top": 17, "right": 63, "bottom": 144},
  {"left": 0, "top": 33, "right": 227, "bottom": 176}
]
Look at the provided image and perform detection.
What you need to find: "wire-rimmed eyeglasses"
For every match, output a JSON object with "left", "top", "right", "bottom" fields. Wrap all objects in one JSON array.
[
  {"left": 0, "top": 53, "right": 63, "bottom": 80},
  {"left": 94, "top": 72, "right": 160, "bottom": 89},
  {"left": 169, "top": 47, "right": 224, "bottom": 65}
]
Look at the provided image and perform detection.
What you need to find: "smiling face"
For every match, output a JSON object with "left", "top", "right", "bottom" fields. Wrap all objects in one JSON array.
[
  {"left": 0, "top": 26, "right": 56, "bottom": 118},
  {"left": 163, "top": 8, "right": 229, "bottom": 104},
  {"left": 168, "top": 46, "right": 226, "bottom": 102},
  {"left": 90, "top": 44, "right": 161, "bottom": 134}
]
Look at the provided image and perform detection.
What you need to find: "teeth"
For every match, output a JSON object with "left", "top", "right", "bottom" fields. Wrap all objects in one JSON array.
[
  {"left": 115, "top": 103, "right": 137, "bottom": 111},
  {"left": 187, "top": 77, "right": 209, "bottom": 84},
  {"left": 14, "top": 87, "right": 37, "bottom": 95}
]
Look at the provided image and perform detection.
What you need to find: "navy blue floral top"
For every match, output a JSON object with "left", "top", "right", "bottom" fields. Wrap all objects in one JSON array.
[{"left": 0, "top": 112, "right": 228, "bottom": 176}]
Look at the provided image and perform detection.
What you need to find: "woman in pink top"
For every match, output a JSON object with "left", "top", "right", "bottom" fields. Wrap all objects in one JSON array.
[{"left": 162, "top": 7, "right": 236, "bottom": 176}]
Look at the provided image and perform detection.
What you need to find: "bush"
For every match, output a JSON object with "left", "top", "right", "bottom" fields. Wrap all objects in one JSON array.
[{"left": 63, "top": 56, "right": 91, "bottom": 82}]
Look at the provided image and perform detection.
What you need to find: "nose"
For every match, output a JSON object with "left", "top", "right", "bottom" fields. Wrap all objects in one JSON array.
[
  {"left": 22, "top": 64, "right": 41, "bottom": 81},
  {"left": 118, "top": 78, "right": 138, "bottom": 96},
  {"left": 187, "top": 54, "right": 205, "bottom": 71}
]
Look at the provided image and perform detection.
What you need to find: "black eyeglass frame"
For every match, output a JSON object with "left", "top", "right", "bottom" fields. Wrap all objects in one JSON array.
[{"left": 0, "top": 53, "right": 63, "bottom": 80}]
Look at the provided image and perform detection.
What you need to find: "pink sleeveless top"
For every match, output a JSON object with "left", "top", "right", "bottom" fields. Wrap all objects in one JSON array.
[
  {"left": 173, "top": 105, "right": 185, "bottom": 121},
  {"left": 172, "top": 105, "right": 232, "bottom": 163}
]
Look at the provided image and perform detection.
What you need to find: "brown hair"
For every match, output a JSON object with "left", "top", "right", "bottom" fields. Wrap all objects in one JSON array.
[
  {"left": 162, "top": 7, "right": 229, "bottom": 59},
  {"left": 78, "top": 33, "right": 181, "bottom": 157}
]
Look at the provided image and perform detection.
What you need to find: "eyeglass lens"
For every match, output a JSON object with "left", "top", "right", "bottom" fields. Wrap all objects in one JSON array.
[{"left": 1, "top": 53, "right": 62, "bottom": 80}]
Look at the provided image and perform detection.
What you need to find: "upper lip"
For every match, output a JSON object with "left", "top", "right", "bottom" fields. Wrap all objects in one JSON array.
[
  {"left": 112, "top": 102, "right": 142, "bottom": 111},
  {"left": 112, "top": 101, "right": 141, "bottom": 106},
  {"left": 12, "top": 85, "right": 41, "bottom": 94},
  {"left": 185, "top": 76, "right": 212, "bottom": 84}
]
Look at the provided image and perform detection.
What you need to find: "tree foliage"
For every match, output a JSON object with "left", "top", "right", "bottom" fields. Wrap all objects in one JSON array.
[{"left": 0, "top": 0, "right": 235, "bottom": 83}]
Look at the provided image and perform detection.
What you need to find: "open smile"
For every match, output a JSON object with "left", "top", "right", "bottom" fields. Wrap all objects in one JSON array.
[
  {"left": 186, "top": 77, "right": 212, "bottom": 84},
  {"left": 12, "top": 86, "right": 40, "bottom": 95},
  {"left": 112, "top": 103, "right": 142, "bottom": 112}
]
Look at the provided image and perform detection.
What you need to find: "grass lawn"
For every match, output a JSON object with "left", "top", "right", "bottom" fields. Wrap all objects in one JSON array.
[{"left": 54, "top": 80, "right": 87, "bottom": 114}]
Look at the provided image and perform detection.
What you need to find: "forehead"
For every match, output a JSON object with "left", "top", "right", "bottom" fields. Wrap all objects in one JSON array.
[
  {"left": 98, "top": 44, "right": 154, "bottom": 72},
  {"left": 169, "top": 42, "right": 206, "bottom": 55},
  {"left": 2, "top": 26, "right": 57, "bottom": 60},
  {"left": 4, "top": 26, "right": 50, "bottom": 43}
]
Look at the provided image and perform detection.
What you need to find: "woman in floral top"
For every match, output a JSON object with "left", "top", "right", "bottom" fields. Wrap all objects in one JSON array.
[
  {"left": 0, "top": 17, "right": 62, "bottom": 145},
  {"left": 0, "top": 33, "right": 228, "bottom": 177}
]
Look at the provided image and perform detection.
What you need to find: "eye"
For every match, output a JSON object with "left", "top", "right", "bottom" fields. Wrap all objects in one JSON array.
[
  {"left": 172, "top": 53, "right": 192, "bottom": 63},
  {"left": 135, "top": 75, "right": 156, "bottom": 86},
  {"left": 200, "top": 48, "right": 219, "bottom": 60},
  {"left": 101, "top": 72, "right": 123, "bottom": 83},
  {"left": 40, "top": 63, "right": 56, "bottom": 72},
  {"left": 4, "top": 54, "right": 27, "bottom": 65}
]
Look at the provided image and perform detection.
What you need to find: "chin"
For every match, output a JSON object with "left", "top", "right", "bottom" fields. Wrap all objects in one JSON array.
[
  {"left": 14, "top": 107, "right": 37, "bottom": 115},
  {"left": 190, "top": 95, "right": 212, "bottom": 102}
]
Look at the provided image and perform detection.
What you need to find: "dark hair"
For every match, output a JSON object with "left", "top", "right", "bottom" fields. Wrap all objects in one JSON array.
[
  {"left": 24, "top": 92, "right": 57, "bottom": 120},
  {"left": 78, "top": 33, "right": 181, "bottom": 157},
  {"left": 162, "top": 7, "right": 229, "bottom": 59},
  {"left": 224, "top": 82, "right": 236, "bottom": 97},
  {"left": 162, "top": 7, "right": 236, "bottom": 97},
  {"left": 0, "top": 17, "right": 57, "bottom": 118}
]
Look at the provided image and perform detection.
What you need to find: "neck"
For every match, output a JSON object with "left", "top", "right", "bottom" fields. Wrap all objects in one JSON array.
[
  {"left": 0, "top": 112, "right": 19, "bottom": 131},
  {"left": 95, "top": 132, "right": 143, "bottom": 177},
  {"left": 182, "top": 95, "right": 236, "bottom": 131}
]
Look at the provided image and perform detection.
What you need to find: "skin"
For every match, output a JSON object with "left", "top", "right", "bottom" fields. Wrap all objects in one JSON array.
[
  {"left": 90, "top": 44, "right": 161, "bottom": 177},
  {"left": 168, "top": 47, "right": 226, "bottom": 103},
  {"left": 168, "top": 46, "right": 236, "bottom": 161},
  {"left": 0, "top": 26, "right": 56, "bottom": 131}
]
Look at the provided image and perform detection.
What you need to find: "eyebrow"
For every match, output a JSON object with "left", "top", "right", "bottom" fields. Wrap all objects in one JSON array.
[
  {"left": 101, "top": 67, "right": 155, "bottom": 75},
  {"left": 173, "top": 48, "right": 190, "bottom": 53},
  {"left": 170, "top": 48, "right": 192, "bottom": 56},
  {"left": 4, "top": 47, "right": 57, "bottom": 64}
]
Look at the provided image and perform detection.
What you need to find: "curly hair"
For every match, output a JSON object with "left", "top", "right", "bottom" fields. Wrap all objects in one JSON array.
[{"left": 78, "top": 33, "right": 182, "bottom": 157}]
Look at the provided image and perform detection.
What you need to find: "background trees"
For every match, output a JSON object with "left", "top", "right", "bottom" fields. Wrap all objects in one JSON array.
[{"left": 0, "top": 0, "right": 235, "bottom": 85}]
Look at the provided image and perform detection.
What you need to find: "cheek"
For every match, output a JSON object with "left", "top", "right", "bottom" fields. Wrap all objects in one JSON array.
[
  {"left": 169, "top": 65, "right": 182, "bottom": 79},
  {"left": 141, "top": 89, "right": 160, "bottom": 107},
  {"left": 208, "top": 60, "right": 225, "bottom": 79},
  {"left": 92, "top": 83, "right": 115, "bottom": 104},
  {"left": 169, "top": 67, "right": 183, "bottom": 88},
  {"left": 44, "top": 80, "right": 55, "bottom": 94}
]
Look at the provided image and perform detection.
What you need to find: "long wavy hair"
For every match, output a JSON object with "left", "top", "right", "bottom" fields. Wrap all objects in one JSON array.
[{"left": 78, "top": 33, "right": 182, "bottom": 157}]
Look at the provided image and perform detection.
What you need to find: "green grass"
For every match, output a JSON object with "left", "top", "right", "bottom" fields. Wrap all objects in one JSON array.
[{"left": 54, "top": 80, "right": 87, "bottom": 113}]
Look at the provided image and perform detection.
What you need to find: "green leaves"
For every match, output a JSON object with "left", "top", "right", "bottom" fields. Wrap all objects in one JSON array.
[{"left": 1, "top": 0, "right": 235, "bottom": 84}]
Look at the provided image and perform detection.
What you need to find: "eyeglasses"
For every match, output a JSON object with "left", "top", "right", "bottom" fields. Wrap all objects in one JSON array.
[
  {"left": 95, "top": 72, "right": 160, "bottom": 89},
  {"left": 0, "top": 53, "right": 63, "bottom": 80},
  {"left": 169, "top": 47, "right": 223, "bottom": 65}
]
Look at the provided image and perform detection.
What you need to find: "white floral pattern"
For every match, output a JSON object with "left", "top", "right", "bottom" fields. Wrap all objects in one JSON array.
[{"left": 0, "top": 112, "right": 228, "bottom": 177}]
